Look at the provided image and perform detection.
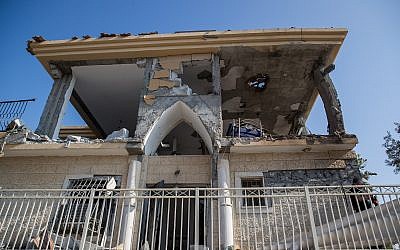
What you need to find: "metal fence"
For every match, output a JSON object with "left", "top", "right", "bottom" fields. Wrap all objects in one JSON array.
[
  {"left": 0, "top": 186, "right": 399, "bottom": 249},
  {"left": 0, "top": 99, "right": 35, "bottom": 131}
]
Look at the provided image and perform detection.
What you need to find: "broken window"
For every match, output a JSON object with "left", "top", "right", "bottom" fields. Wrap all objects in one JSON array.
[{"left": 51, "top": 176, "right": 120, "bottom": 248}]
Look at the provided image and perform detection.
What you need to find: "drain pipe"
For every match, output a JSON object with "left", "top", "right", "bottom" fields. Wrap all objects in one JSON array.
[
  {"left": 217, "top": 159, "right": 234, "bottom": 249},
  {"left": 122, "top": 159, "right": 141, "bottom": 250}
]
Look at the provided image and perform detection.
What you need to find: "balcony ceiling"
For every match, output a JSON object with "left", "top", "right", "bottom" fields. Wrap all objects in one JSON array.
[
  {"left": 220, "top": 44, "right": 333, "bottom": 134},
  {"left": 72, "top": 64, "right": 144, "bottom": 135}
]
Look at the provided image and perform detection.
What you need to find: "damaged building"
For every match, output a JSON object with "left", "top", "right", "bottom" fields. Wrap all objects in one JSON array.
[{"left": 0, "top": 28, "right": 399, "bottom": 249}]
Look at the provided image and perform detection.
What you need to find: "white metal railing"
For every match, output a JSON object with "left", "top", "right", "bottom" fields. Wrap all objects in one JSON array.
[{"left": 0, "top": 186, "right": 399, "bottom": 249}]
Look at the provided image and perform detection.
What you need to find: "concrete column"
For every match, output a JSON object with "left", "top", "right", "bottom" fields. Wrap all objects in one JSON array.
[
  {"left": 212, "top": 54, "right": 221, "bottom": 95},
  {"left": 217, "top": 159, "right": 234, "bottom": 249},
  {"left": 122, "top": 159, "right": 142, "bottom": 250},
  {"left": 35, "top": 74, "right": 76, "bottom": 138}
]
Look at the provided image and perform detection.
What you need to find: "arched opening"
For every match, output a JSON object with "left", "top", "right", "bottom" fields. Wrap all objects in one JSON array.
[
  {"left": 143, "top": 101, "right": 213, "bottom": 155},
  {"left": 156, "top": 121, "right": 209, "bottom": 155}
]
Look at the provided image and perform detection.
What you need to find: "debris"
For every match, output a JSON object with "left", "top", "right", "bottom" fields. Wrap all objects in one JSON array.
[
  {"left": 66, "top": 135, "right": 90, "bottom": 143},
  {"left": 32, "top": 36, "right": 45, "bottom": 42},
  {"left": 99, "top": 32, "right": 117, "bottom": 38},
  {"left": 119, "top": 32, "right": 132, "bottom": 37},
  {"left": 66, "top": 135, "right": 81, "bottom": 142},
  {"left": 6, "top": 119, "right": 24, "bottom": 131},
  {"left": 71, "top": 36, "right": 78, "bottom": 40},
  {"left": 4, "top": 131, "right": 27, "bottom": 144},
  {"left": 27, "top": 131, "right": 50, "bottom": 142},
  {"left": 82, "top": 35, "right": 91, "bottom": 39},
  {"left": 144, "top": 95, "right": 156, "bottom": 105},
  {"left": 247, "top": 74, "right": 269, "bottom": 91},
  {"left": 105, "top": 128, "right": 129, "bottom": 141}
]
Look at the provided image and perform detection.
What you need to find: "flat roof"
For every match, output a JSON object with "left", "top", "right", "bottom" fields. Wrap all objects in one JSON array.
[{"left": 28, "top": 28, "right": 347, "bottom": 74}]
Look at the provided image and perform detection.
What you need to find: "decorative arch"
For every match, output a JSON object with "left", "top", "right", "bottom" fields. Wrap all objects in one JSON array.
[{"left": 143, "top": 101, "right": 213, "bottom": 155}]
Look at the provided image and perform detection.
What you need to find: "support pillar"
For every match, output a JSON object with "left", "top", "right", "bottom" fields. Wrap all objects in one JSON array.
[
  {"left": 217, "top": 159, "right": 234, "bottom": 249},
  {"left": 122, "top": 159, "right": 142, "bottom": 250},
  {"left": 212, "top": 54, "right": 221, "bottom": 95},
  {"left": 35, "top": 74, "right": 76, "bottom": 138},
  {"left": 313, "top": 65, "right": 345, "bottom": 135}
]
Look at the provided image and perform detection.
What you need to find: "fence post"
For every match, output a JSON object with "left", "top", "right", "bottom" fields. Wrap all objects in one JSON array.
[
  {"left": 304, "top": 186, "right": 319, "bottom": 250},
  {"left": 195, "top": 188, "right": 200, "bottom": 247},
  {"left": 79, "top": 189, "right": 95, "bottom": 250}
]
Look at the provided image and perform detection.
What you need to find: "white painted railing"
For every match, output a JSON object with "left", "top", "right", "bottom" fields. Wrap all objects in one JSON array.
[{"left": 0, "top": 186, "right": 399, "bottom": 249}]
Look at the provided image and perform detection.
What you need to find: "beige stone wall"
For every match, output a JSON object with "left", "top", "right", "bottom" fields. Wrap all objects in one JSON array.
[
  {"left": 146, "top": 155, "right": 211, "bottom": 185},
  {"left": 0, "top": 155, "right": 130, "bottom": 189}
]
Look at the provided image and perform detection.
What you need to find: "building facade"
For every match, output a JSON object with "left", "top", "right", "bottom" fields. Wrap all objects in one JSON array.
[{"left": 0, "top": 28, "right": 398, "bottom": 249}]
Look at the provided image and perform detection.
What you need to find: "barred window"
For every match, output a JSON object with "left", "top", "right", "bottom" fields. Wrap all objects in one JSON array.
[
  {"left": 241, "top": 177, "right": 266, "bottom": 206},
  {"left": 52, "top": 176, "right": 120, "bottom": 245}
]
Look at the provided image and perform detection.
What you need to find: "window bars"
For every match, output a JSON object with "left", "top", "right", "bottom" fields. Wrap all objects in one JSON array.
[{"left": 0, "top": 99, "right": 35, "bottom": 131}]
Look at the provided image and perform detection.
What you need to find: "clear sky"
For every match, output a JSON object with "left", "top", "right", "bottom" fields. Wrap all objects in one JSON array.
[{"left": 0, "top": 0, "right": 399, "bottom": 184}]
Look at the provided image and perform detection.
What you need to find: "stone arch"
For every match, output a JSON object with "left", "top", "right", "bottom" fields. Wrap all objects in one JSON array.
[{"left": 143, "top": 101, "right": 213, "bottom": 155}]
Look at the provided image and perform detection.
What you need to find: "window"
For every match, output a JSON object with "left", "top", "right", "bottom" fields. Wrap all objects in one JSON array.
[
  {"left": 52, "top": 176, "right": 120, "bottom": 246},
  {"left": 241, "top": 177, "right": 266, "bottom": 206},
  {"left": 235, "top": 172, "right": 271, "bottom": 211}
]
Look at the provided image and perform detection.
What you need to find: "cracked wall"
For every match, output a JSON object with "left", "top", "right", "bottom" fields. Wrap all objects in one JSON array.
[{"left": 134, "top": 55, "right": 222, "bottom": 155}]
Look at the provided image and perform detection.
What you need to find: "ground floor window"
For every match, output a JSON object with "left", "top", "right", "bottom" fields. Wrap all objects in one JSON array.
[{"left": 235, "top": 172, "right": 270, "bottom": 210}]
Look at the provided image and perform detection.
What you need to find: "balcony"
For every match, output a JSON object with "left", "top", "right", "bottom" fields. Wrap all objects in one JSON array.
[{"left": 0, "top": 186, "right": 399, "bottom": 249}]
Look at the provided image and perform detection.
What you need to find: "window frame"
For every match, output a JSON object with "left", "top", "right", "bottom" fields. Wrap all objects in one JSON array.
[{"left": 234, "top": 172, "right": 271, "bottom": 213}]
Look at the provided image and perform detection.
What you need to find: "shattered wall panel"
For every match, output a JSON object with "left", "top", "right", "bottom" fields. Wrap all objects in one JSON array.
[{"left": 263, "top": 158, "right": 361, "bottom": 186}]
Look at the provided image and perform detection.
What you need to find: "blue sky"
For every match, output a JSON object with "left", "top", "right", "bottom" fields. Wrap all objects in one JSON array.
[{"left": 0, "top": 0, "right": 399, "bottom": 184}]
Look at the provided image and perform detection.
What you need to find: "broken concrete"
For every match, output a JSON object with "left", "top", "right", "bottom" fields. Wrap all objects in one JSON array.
[
  {"left": 35, "top": 74, "right": 76, "bottom": 139},
  {"left": 313, "top": 64, "right": 346, "bottom": 135}
]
